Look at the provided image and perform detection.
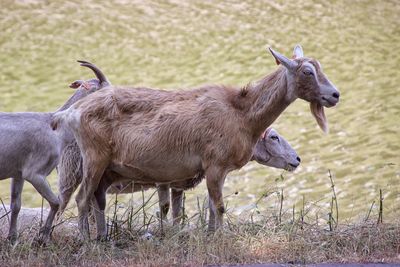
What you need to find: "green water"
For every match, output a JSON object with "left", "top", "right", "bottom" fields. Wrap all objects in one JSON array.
[{"left": 0, "top": 0, "right": 399, "bottom": 220}]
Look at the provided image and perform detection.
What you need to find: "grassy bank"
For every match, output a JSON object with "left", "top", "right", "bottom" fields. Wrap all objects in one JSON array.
[{"left": 1, "top": 188, "right": 399, "bottom": 266}]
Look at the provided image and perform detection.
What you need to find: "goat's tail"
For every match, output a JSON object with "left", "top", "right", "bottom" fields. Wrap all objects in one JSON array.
[
  {"left": 50, "top": 111, "right": 65, "bottom": 131},
  {"left": 57, "top": 142, "right": 83, "bottom": 214},
  {"left": 51, "top": 109, "right": 68, "bottom": 130}
]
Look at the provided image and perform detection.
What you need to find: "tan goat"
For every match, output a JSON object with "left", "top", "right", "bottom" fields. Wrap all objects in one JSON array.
[
  {"left": 58, "top": 127, "right": 300, "bottom": 226},
  {"left": 52, "top": 45, "right": 340, "bottom": 239}
]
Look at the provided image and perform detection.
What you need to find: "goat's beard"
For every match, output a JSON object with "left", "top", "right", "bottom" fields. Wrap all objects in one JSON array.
[{"left": 310, "top": 102, "right": 328, "bottom": 133}]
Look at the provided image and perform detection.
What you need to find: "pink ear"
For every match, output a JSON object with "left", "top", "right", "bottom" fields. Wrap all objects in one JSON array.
[
  {"left": 262, "top": 128, "right": 271, "bottom": 139},
  {"left": 69, "top": 81, "right": 82, "bottom": 89}
]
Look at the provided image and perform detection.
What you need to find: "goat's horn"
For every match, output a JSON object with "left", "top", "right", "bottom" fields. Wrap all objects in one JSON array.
[
  {"left": 77, "top": 60, "right": 111, "bottom": 86},
  {"left": 268, "top": 47, "right": 298, "bottom": 71}
]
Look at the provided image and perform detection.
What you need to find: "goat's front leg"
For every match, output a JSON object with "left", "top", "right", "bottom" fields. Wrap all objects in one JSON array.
[
  {"left": 171, "top": 188, "right": 183, "bottom": 225},
  {"left": 76, "top": 155, "right": 109, "bottom": 240},
  {"left": 205, "top": 166, "right": 227, "bottom": 232},
  {"left": 8, "top": 178, "right": 24, "bottom": 244},
  {"left": 27, "top": 174, "right": 59, "bottom": 244},
  {"left": 208, "top": 197, "right": 216, "bottom": 230},
  {"left": 157, "top": 184, "right": 170, "bottom": 222}
]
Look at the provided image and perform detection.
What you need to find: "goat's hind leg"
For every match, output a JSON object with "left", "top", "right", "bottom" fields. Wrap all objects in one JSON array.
[
  {"left": 27, "top": 175, "right": 59, "bottom": 244},
  {"left": 76, "top": 156, "right": 109, "bottom": 240},
  {"left": 7, "top": 178, "right": 24, "bottom": 244}
]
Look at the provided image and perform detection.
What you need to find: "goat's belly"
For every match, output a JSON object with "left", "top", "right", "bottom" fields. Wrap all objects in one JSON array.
[{"left": 109, "top": 155, "right": 203, "bottom": 184}]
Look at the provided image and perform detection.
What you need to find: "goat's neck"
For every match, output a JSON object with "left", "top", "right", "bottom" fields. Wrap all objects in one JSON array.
[
  {"left": 56, "top": 89, "right": 89, "bottom": 112},
  {"left": 246, "top": 67, "right": 297, "bottom": 137}
]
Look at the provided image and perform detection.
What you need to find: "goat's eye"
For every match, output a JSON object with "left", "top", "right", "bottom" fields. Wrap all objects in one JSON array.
[
  {"left": 270, "top": 135, "right": 279, "bottom": 141},
  {"left": 303, "top": 69, "right": 313, "bottom": 76}
]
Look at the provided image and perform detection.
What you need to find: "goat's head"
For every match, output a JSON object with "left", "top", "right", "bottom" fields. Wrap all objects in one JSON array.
[
  {"left": 269, "top": 45, "right": 340, "bottom": 132},
  {"left": 252, "top": 128, "right": 300, "bottom": 172},
  {"left": 70, "top": 60, "right": 111, "bottom": 92},
  {"left": 69, "top": 79, "right": 102, "bottom": 91}
]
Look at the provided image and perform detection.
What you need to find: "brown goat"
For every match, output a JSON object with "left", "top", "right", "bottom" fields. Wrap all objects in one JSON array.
[
  {"left": 58, "top": 127, "right": 300, "bottom": 226},
  {"left": 52, "top": 45, "right": 340, "bottom": 239}
]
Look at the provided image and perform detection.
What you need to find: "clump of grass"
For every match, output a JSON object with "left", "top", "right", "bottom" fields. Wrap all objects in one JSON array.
[{"left": 2, "top": 216, "right": 399, "bottom": 266}]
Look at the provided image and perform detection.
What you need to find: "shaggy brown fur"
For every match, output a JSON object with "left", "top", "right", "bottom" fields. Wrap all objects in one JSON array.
[{"left": 53, "top": 45, "right": 339, "bottom": 239}]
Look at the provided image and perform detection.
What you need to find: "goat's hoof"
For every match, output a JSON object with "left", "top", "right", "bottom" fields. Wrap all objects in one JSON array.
[
  {"left": 207, "top": 227, "right": 216, "bottom": 235},
  {"left": 78, "top": 235, "right": 91, "bottom": 244},
  {"left": 141, "top": 231, "right": 154, "bottom": 241},
  {"left": 33, "top": 235, "right": 49, "bottom": 247},
  {"left": 39, "top": 226, "right": 51, "bottom": 235},
  {"left": 33, "top": 228, "right": 51, "bottom": 247},
  {"left": 217, "top": 206, "right": 225, "bottom": 214},
  {"left": 96, "top": 235, "right": 108, "bottom": 242},
  {"left": 7, "top": 234, "right": 18, "bottom": 245},
  {"left": 32, "top": 236, "right": 47, "bottom": 247}
]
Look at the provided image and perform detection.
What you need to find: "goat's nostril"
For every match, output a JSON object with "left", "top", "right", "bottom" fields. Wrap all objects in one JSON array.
[
  {"left": 332, "top": 92, "right": 340, "bottom": 99},
  {"left": 296, "top": 156, "right": 301, "bottom": 162}
]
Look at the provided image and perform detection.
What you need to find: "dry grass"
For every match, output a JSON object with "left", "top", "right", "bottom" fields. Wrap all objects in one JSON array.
[{"left": 1, "top": 190, "right": 399, "bottom": 267}]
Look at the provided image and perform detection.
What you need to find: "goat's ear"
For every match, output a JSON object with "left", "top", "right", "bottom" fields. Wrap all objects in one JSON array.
[
  {"left": 293, "top": 44, "right": 304, "bottom": 59},
  {"left": 268, "top": 47, "right": 298, "bottom": 71},
  {"left": 262, "top": 128, "right": 271, "bottom": 139},
  {"left": 69, "top": 80, "right": 83, "bottom": 89}
]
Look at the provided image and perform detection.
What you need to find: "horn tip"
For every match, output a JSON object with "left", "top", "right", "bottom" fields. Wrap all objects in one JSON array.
[{"left": 77, "top": 60, "right": 91, "bottom": 65}]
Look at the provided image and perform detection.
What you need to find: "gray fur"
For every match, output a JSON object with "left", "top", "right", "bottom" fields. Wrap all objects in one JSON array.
[{"left": 0, "top": 61, "right": 109, "bottom": 243}]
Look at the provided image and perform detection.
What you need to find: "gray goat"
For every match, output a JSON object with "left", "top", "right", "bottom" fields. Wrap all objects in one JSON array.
[
  {"left": 57, "top": 125, "right": 300, "bottom": 226},
  {"left": 0, "top": 61, "right": 109, "bottom": 243}
]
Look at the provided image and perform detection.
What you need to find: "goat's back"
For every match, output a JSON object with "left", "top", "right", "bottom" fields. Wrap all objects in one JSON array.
[{"left": 0, "top": 112, "right": 65, "bottom": 179}]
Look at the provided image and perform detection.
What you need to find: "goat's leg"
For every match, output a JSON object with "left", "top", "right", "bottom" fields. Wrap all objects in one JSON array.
[
  {"left": 7, "top": 178, "right": 24, "bottom": 244},
  {"left": 76, "top": 157, "right": 108, "bottom": 240},
  {"left": 205, "top": 166, "right": 226, "bottom": 232},
  {"left": 208, "top": 197, "right": 216, "bottom": 230},
  {"left": 57, "top": 170, "right": 82, "bottom": 214},
  {"left": 157, "top": 184, "right": 170, "bottom": 222},
  {"left": 58, "top": 186, "right": 75, "bottom": 215},
  {"left": 27, "top": 175, "right": 60, "bottom": 243},
  {"left": 171, "top": 188, "right": 183, "bottom": 225},
  {"left": 93, "top": 176, "right": 112, "bottom": 241}
]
